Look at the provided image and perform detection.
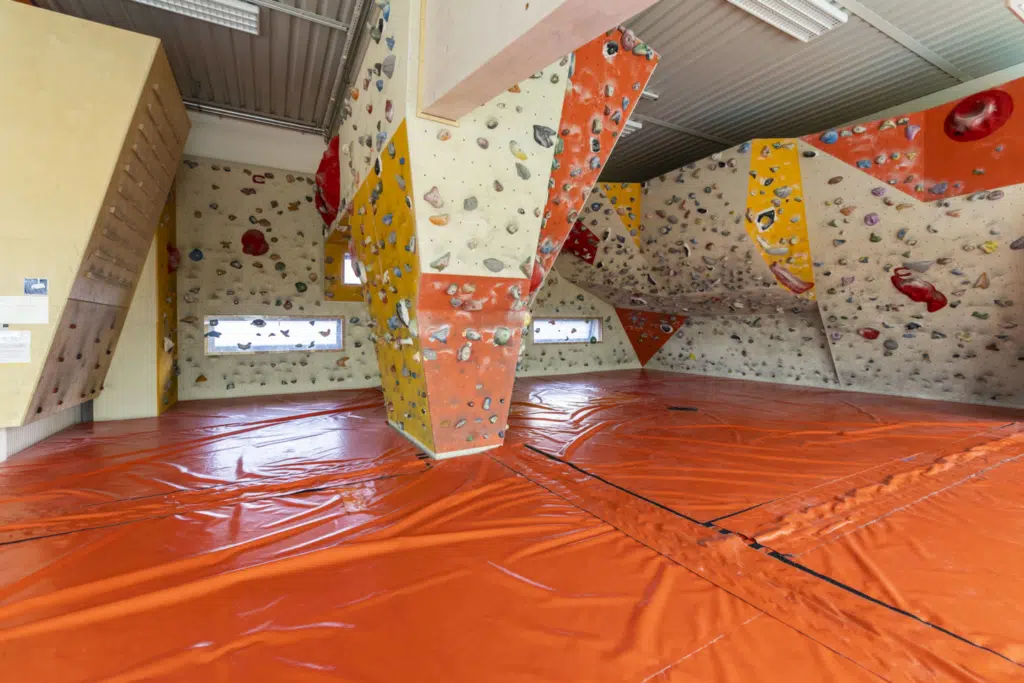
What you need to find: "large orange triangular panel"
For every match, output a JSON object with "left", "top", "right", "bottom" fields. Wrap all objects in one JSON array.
[{"left": 615, "top": 308, "right": 685, "bottom": 366}]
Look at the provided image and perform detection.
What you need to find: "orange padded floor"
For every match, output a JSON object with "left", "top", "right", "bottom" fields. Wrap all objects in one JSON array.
[{"left": 0, "top": 370, "right": 1021, "bottom": 681}]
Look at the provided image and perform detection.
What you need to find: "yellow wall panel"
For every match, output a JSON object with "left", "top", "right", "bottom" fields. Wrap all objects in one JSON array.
[
  {"left": 348, "top": 121, "right": 434, "bottom": 451},
  {"left": 744, "top": 139, "right": 816, "bottom": 300}
]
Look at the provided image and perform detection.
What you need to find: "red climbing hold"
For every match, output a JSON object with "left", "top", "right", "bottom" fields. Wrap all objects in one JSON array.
[
  {"left": 563, "top": 221, "right": 600, "bottom": 264},
  {"left": 769, "top": 262, "right": 814, "bottom": 295},
  {"left": 857, "top": 327, "right": 880, "bottom": 340},
  {"left": 166, "top": 244, "right": 180, "bottom": 274},
  {"left": 241, "top": 229, "right": 270, "bottom": 257},
  {"left": 529, "top": 260, "right": 545, "bottom": 293},
  {"left": 890, "top": 267, "right": 948, "bottom": 312},
  {"left": 315, "top": 135, "right": 341, "bottom": 226},
  {"left": 944, "top": 90, "right": 1014, "bottom": 142}
]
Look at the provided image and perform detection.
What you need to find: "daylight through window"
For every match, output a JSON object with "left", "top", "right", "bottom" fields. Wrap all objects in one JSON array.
[
  {"left": 205, "top": 316, "right": 344, "bottom": 354},
  {"left": 531, "top": 318, "right": 603, "bottom": 344}
]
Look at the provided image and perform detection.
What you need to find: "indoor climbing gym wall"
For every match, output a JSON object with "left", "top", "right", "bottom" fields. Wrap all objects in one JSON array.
[
  {"left": 176, "top": 158, "right": 379, "bottom": 401},
  {"left": 95, "top": 191, "right": 182, "bottom": 421},
  {"left": 0, "top": 4, "right": 188, "bottom": 427},
  {"left": 324, "top": 0, "right": 660, "bottom": 456},
  {"left": 563, "top": 78, "right": 1024, "bottom": 407},
  {"left": 516, "top": 272, "right": 640, "bottom": 377}
]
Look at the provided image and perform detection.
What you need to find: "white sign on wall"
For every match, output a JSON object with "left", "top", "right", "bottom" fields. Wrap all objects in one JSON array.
[
  {"left": 0, "top": 331, "right": 31, "bottom": 364},
  {"left": 0, "top": 297, "right": 48, "bottom": 325}
]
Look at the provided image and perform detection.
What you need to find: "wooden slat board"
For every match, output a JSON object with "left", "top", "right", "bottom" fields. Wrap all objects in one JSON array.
[{"left": 29, "top": 45, "right": 188, "bottom": 424}]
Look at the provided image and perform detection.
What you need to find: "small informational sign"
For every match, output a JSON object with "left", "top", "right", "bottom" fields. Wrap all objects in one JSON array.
[
  {"left": 0, "top": 297, "right": 48, "bottom": 325},
  {"left": 0, "top": 331, "right": 31, "bottom": 364},
  {"left": 23, "top": 278, "right": 48, "bottom": 296}
]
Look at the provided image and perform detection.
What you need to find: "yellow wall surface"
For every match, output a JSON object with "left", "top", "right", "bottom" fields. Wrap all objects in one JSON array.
[
  {"left": 0, "top": 3, "right": 172, "bottom": 426},
  {"left": 156, "top": 190, "right": 179, "bottom": 413}
]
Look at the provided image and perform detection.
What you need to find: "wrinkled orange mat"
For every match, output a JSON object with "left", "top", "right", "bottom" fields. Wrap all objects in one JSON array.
[{"left": 0, "top": 370, "right": 1021, "bottom": 681}]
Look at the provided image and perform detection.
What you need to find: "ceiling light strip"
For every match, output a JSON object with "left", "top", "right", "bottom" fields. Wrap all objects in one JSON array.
[
  {"left": 726, "top": 0, "right": 847, "bottom": 41},
  {"left": 129, "top": 0, "right": 259, "bottom": 34}
]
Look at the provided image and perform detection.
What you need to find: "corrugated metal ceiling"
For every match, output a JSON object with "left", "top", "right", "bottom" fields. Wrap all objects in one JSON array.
[
  {"left": 34, "top": 0, "right": 1024, "bottom": 180},
  {"left": 604, "top": 0, "right": 1024, "bottom": 181},
  {"left": 36, "top": 0, "right": 365, "bottom": 133}
]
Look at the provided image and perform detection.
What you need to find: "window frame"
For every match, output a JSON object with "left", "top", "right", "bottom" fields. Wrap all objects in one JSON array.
[
  {"left": 204, "top": 315, "right": 345, "bottom": 356},
  {"left": 529, "top": 316, "right": 604, "bottom": 345}
]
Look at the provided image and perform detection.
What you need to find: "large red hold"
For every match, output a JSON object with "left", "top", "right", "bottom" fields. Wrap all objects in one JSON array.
[
  {"left": 241, "top": 229, "right": 270, "bottom": 257},
  {"left": 315, "top": 135, "right": 341, "bottom": 226},
  {"left": 890, "top": 267, "right": 948, "bottom": 312}
]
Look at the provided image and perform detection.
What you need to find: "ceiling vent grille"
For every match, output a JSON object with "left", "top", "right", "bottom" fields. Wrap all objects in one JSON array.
[
  {"left": 128, "top": 0, "right": 260, "bottom": 35},
  {"left": 726, "top": 0, "right": 848, "bottom": 41}
]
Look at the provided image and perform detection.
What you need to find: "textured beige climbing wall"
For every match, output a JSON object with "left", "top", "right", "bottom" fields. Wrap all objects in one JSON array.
[
  {"left": 410, "top": 64, "right": 569, "bottom": 280},
  {"left": 801, "top": 139, "right": 1022, "bottom": 406},
  {"left": 517, "top": 271, "right": 639, "bottom": 377},
  {"left": 646, "top": 311, "right": 839, "bottom": 388},
  {"left": 335, "top": 0, "right": 412, "bottom": 217},
  {"left": 176, "top": 157, "right": 379, "bottom": 401}
]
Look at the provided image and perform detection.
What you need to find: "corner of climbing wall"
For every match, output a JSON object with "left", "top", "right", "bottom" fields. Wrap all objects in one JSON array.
[
  {"left": 517, "top": 271, "right": 640, "bottom": 377},
  {"left": 529, "top": 29, "right": 660, "bottom": 301},
  {"left": 347, "top": 121, "right": 434, "bottom": 450},
  {"left": 800, "top": 78, "right": 1024, "bottom": 406},
  {"left": 175, "top": 157, "right": 380, "bottom": 401}
]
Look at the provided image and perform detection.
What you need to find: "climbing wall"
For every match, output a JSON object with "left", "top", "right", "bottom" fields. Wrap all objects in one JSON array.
[
  {"left": 324, "top": 1, "right": 661, "bottom": 454},
  {"left": 615, "top": 308, "right": 685, "bottom": 366},
  {"left": 563, "top": 78, "right": 1024, "bottom": 407},
  {"left": 802, "top": 138, "right": 1022, "bottom": 405},
  {"left": 335, "top": 0, "right": 412, "bottom": 220},
  {"left": 646, "top": 311, "right": 840, "bottom": 388},
  {"left": 2, "top": 4, "right": 188, "bottom": 426},
  {"left": 176, "top": 158, "right": 379, "bottom": 401},
  {"left": 517, "top": 272, "right": 640, "bottom": 377},
  {"left": 528, "top": 29, "right": 659, "bottom": 298},
  {"left": 600, "top": 181, "right": 643, "bottom": 246},
  {"left": 156, "top": 191, "right": 179, "bottom": 413},
  {"left": 347, "top": 122, "right": 434, "bottom": 449}
]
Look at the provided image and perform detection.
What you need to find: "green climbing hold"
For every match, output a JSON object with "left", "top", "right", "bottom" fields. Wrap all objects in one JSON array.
[
  {"left": 869, "top": 233, "right": 881, "bottom": 242},
  {"left": 295, "top": 282, "right": 308, "bottom": 293}
]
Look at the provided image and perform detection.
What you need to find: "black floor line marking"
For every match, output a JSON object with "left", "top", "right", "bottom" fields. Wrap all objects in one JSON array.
[
  {"left": 523, "top": 444, "right": 711, "bottom": 528},
  {"left": 667, "top": 406, "right": 699, "bottom": 412},
  {"left": 707, "top": 500, "right": 777, "bottom": 524},
  {"left": 522, "top": 441, "right": 1021, "bottom": 668}
]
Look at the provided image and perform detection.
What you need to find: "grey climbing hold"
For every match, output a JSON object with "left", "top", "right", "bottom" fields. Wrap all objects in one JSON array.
[
  {"left": 430, "top": 252, "right": 451, "bottom": 271},
  {"left": 458, "top": 343, "right": 472, "bottom": 362},
  {"left": 883, "top": 339, "right": 899, "bottom": 351},
  {"left": 493, "top": 327, "right": 512, "bottom": 346},
  {"left": 381, "top": 54, "right": 396, "bottom": 79},
  {"left": 515, "top": 163, "right": 531, "bottom": 180},
  {"left": 464, "top": 196, "right": 478, "bottom": 211},
  {"left": 533, "top": 125, "right": 557, "bottom": 148},
  {"left": 483, "top": 258, "right": 505, "bottom": 273}
]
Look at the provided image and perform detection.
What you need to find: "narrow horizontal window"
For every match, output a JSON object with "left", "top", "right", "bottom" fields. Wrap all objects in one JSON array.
[
  {"left": 205, "top": 315, "right": 343, "bottom": 355},
  {"left": 531, "top": 318, "right": 603, "bottom": 344}
]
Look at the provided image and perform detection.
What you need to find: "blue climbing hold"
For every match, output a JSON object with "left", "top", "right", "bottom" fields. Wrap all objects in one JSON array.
[
  {"left": 738, "top": 141, "right": 751, "bottom": 154},
  {"left": 856, "top": 159, "right": 872, "bottom": 169},
  {"left": 819, "top": 130, "right": 839, "bottom": 144},
  {"left": 189, "top": 248, "right": 203, "bottom": 262}
]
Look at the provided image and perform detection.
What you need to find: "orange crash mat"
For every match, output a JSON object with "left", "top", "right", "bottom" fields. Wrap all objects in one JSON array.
[
  {"left": 509, "top": 371, "right": 1022, "bottom": 523},
  {"left": 1, "top": 371, "right": 1023, "bottom": 681}
]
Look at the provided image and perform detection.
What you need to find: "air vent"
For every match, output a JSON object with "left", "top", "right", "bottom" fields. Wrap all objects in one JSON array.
[
  {"left": 129, "top": 0, "right": 260, "bottom": 34},
  {"left": 726, "top": 0, "right": 848, "bottom": 41}
]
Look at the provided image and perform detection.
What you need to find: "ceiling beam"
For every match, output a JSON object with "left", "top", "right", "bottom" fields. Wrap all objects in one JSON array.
[
  {"left": 839, "top": 0, "right": 973, "bottom": 83},
  {"left": 419, "top": 0, "right": 662, "bottom": 122},
  {"left": 632, "top": 114, "right": 737, "bottom": 146}
]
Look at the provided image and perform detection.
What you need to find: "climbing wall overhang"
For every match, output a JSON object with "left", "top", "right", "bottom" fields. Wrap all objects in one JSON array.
[{"left": 1, "top": 4, "right": 188, "bottom": 426}]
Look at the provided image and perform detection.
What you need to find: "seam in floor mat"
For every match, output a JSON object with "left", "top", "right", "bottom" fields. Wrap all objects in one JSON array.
[
  {"left": 489, "top": 452, "right": 886, "bottom": 680},
  {"left": 521, "top": 443, "right": 1021, "bottom": 668}
]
